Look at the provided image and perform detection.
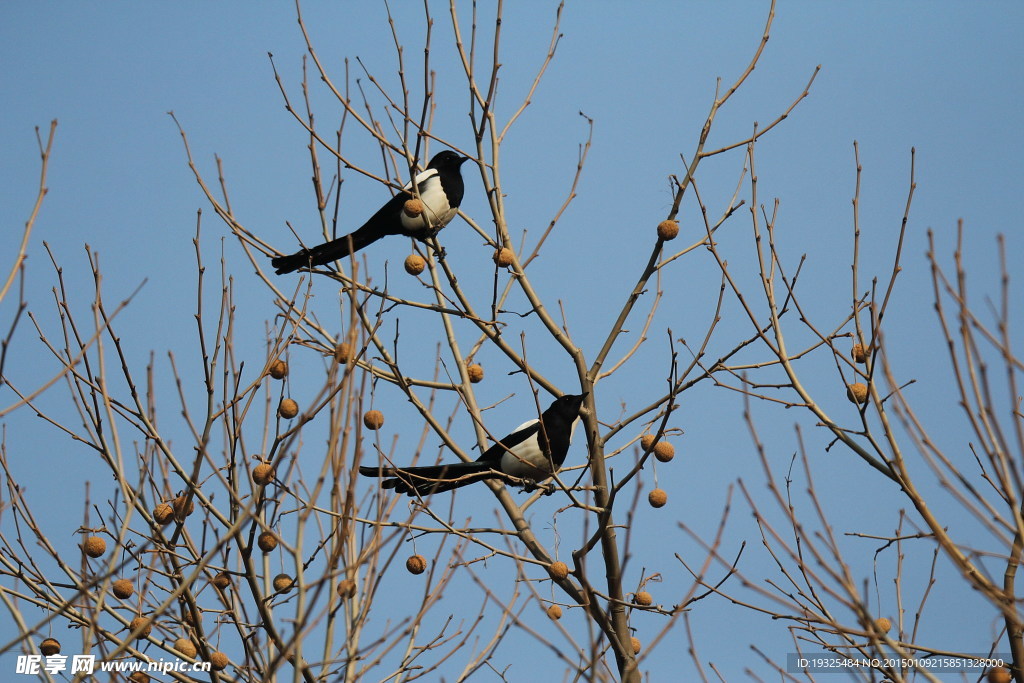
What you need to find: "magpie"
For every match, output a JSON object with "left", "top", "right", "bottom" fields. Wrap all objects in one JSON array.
[
  {"left": 271, "top": 150, "right": 470, "bottom": 275},
  {"left": 359, "top": 393, "right": 587, "bottom": 496}
]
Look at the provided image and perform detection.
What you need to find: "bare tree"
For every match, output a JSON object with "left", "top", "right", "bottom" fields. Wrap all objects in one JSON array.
[{"left": 0, "top": 3, "right": 1019, "bottom": 683}]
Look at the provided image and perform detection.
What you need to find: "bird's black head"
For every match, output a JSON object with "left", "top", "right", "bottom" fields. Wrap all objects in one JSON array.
[
  {"left": 427, "top": 150, "right": 470, "bottom": 170},
  {"left": 549, "top": 393, "right": 587, "bottom": 418}
]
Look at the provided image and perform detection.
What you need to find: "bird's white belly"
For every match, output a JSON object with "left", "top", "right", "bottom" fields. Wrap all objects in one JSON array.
[
  {"left": 497, "top": 416, "right": 578, "bottom": 480},
  {"left": 402, "top": 175, "right": 455, "bottom": 231},
  {"left": 500, "top": 443, "right": 551, "bottom": 480}
]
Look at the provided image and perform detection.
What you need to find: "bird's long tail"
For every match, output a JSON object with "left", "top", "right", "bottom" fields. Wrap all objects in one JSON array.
[
  {"left": 272, "top": 226, "right": 384, "bottom": 274},
  {"left": 358, "top": 462, "right": 495, "bottom": 496}
]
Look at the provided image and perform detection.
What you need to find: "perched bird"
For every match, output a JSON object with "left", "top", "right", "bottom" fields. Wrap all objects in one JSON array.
[
  {"left": 359, "top": 393, "right": 588, "bottom": 496},
  {"left": 272, "top": 150, "right": 470, "bottom": 274}
]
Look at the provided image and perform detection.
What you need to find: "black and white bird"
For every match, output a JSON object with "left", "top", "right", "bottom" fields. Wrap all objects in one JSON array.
[
  {"left": 271, "top": 150, "right": 470, "bottom": 275},
  {"left": 359, "top": 393, "right": 588, "bottom": 497}
]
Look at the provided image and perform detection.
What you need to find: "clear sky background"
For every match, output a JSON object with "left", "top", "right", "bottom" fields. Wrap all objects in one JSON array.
[{"left": 1, "top": 2, "right": 1022, "bottom": 680}]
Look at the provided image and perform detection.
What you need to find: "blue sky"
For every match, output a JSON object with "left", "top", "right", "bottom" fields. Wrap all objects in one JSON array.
[{"left": 1, "top": 2, "right": 1022, "bottom": 680}]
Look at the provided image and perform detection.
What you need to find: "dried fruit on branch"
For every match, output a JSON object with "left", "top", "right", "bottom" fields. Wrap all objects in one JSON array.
[{"left": 648, "top": 488, "right": 668, "bottom": 508}]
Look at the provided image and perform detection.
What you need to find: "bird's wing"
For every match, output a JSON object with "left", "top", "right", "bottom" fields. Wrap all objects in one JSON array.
[
  {"left": 508, "top": 419, "right": 539, "bottom": 435},
  {"left": 403, "top": 167, "right": 440, "bottom": 192},
  {"left": 478, "top": 419, "right": 539, "bottom": 460}
]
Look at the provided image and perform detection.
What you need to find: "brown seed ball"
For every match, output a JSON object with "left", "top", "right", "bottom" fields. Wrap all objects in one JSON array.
[
  {"left": 657, "top": 219, "right": 680, "bottom": 241},
  {"left": 851, "top": 343, "right": 871, "bottom": 364},
  {"left": 493, "top": 247, "right": 515, "bottom": 268},
  {"left": 172, "top": 496, "right": 195, "bottom": 522},
  {"left": 988, "top": 667, "right": 1013, "bottom": 683},
  {"left": 640, "top": 434, "right": 656, "bottom": 451},
  {"left": 874, "top": 616, "right": 892, "bottom": 633},
  {"left": 112, "top": 579, "right": 134, "bottom": 600},
  {"left": 252, "top": 463, "right": 276, "bottom": 486},
  {"left": 273, "top": 574, "right": 294, "bottom": 593},
  {"left": 653, "top": 441, "right": 675, "bottom": 463},
  {"left": 631, "top": 637, "right": 642, "bottom": 655},
  {"left": 174, "top": 637, "right": 197, "bottom": 658},
  {"left": 209, "top": 651, "right": 229, "bottom": 672},
  {"left": 633, "top": 591, "right": 653, "bottom": 607},
  {"left": 546, "top": 604, "right": 563, "bottom": 620},
  {"left": 467, "top": 364, "right": 485, "bottom": 383},
  {"left": 83, "top": 536, "right": 107, "bottom": 558},
  {"left": 403, "top": 198, "right": 425, "bottom": 218},
  {"left": 548, "top": 561, "right": 570, "bottom": 580},
  {"left": 847, "top": 382, "right": 869, "bottom": 404},
  {"left": 337, "top": 578, "right": 356, "bottom": 600},
  {"left": 404, "top": 253, "right": 426, "bottom": 275},
  {"left": 153, "top": 503, "right": 174, "bottom": 526},
  {"left": 129, "top": 616, "right": 153, "bottom": 640},
  {"left": 128, "top": 673, "right": 151, "bottom": 683},
  {"left": 406, "top": 554, "right": 427, "bottom": 575},
  {"left": 334, "top": 342, "right": 353, "bottom": 363},
  {"left": 648, "top": 488, "right": 668, "bottom": 508},
  {"left": 268, "top": 359, "right": 288, "bottom": 380},
  {"left": 363, "top": 410, "right": 385, "bottom": 430},
  {"left": 39, "top": 638, "right": 60, "bottom": 656},
  {"left": 211, "top": 572, "right": 231, "bottom": 590},
  {"left": 257, "top": 532, "right": 278, "bottom": 553},
  {"left": 278, "top": 398, "right": 299, "bottom": 419}
]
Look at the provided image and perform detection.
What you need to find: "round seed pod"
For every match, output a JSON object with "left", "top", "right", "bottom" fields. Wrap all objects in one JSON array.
[
  {"left": 403, "top": 198, "right": 425, "bottom": 218},
  {"left": 404, "top": 254, "right": 426, "bottom": 275},
  {"left": 153, "top": 503, "right": 174, "bottom": 526},
  {"left": 112, "top": 579, "right": 135, "bottom": 600},
  {"left": 640, "top": 434, "right": 656, "bottom": 451},
  {"left": 209, "top": 651, "right": 229, "bottom": 672},
  {"left": 128, "top": 673, "right": 151, "bottom": 683},
  {"left": 268, "top": 359, "right": 288, "bottom": 380},
  {"left": 129, "top": 616, "right": 153, "bottom": 640},
  {"left": 257, "top": 532, "right": 278, "bottom": 554},
  {"left": 273, "top": 574, "right": 294, "bottom": 593},
  {"left": 334, "top": 342, "right": 353, "bottom": 363},
  {"left": 172, "top": 495, "right": 195, "bottom": 522},
  {"left": 337, "top": 578, "right": 356, "bottom": 600},
  {"left": 633, "top": 591, "right": 653, "bottom": 607},
  {"left": 851, "top": 343, "right": 871, "bottom": 364},
  {"left": 631, "top": 637, "right": 642, "bottom": 655},
  {"left": 278, "top": 398, "right": 299, "bottom": 419},
  {"left": 653, "top": 441, "right": 675, "bottom": 463},
  {"left": 211, "top": 572, "right": 231, "bottom": 590},
  {"left": 83, "top": 536, "right": 107, "bottom": 558},
  {"left": 174, "top": 637, "right": 197, "bottom": 659},
  {"left": 548, "top": 561, "right": 569, "bottom": 580},
  {"left": 847, "top": 382, "right": 869, "bottom": 404},
  {"left": 252, "top": 463, "right": 276, "bottom": 486},
  {"left": 988, "top": 667, "right": 1012, "bottom": 683},
  {"left": 874, "top": 617, "right": 892, "bottom": 634},
  {"left": 493, "top": 248, "right": 515, "bottom": 267},
  {"left": 648, "top": 488, "right": 668, "bottom": 508},
  {"left": 363, "top": 410, "right": 385, "bottom": 430},
  {"left": 546, "top": 604, "right": 562, "bottom": 620},
  {"left": 406, "top": 554, "right": 427, "bottom": 575},
  {"left": 467, "top": 364, "right": 485, "bottom": 383},
  {"left": 39, "top": 638, "right": 60, "bottom": 656},
  {"left": 657, "top": 219, "right": 679, "bottom": 241}
]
